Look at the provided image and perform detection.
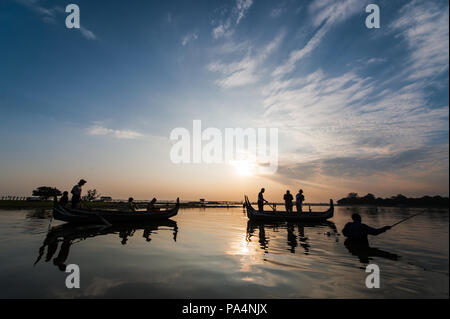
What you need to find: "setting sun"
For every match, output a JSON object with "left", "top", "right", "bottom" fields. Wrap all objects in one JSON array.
[{"left": 230, "top": 160, "right": 256, "bottom": 176}]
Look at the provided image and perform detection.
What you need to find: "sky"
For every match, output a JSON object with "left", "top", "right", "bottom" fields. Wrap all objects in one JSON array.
[{"left": 0, "top": 0, "right": 448, "bottom": 202}]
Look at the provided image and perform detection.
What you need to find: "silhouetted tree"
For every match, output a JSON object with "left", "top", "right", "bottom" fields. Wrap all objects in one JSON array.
[
  {"left": 32, "top": 187, "right": 62, "bottom": 200},
  {"left": 83, "top": 189, "right": 100, "bottom": 202},
  {"left": 337, "top": 193, "right": 448, "bottom": 207}
]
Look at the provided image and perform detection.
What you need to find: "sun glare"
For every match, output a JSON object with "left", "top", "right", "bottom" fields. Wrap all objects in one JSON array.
[{"left": 230, "top": 160, "right": 256, "bottom": 176}]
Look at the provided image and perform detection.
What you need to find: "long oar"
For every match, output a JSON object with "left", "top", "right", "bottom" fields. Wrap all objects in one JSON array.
[
  {"left": 266, "top": 201, "right": 276, "bottom": 211},
  {"left": 391, "top": 211, "right": 426, "bottom": 227}
]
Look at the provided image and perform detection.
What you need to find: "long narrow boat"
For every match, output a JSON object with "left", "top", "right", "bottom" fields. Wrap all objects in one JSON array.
[
  {"left": 53, "top": 198, "right": 179, "bottom": 224},
  {"left": 244, "top": 196, "right": 333, "bottom": 222}
]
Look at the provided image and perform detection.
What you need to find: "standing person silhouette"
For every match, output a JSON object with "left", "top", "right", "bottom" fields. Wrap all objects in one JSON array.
[
  {"left": 257, "top": 188, "right": 267, "bottom": 213},
  {"left": 296, "top": 189, "right": 305, "bottom": 213},
  {"left": 71, "top": 179, "right": 86, "bottom": 209},
  {"left": 283, "top": 190, "right": 294, "bottom": 213}
]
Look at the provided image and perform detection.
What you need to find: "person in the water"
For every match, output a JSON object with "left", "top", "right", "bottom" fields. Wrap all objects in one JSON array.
[{"left": 342, "top": 213, "right": 391, "bottom": 246}]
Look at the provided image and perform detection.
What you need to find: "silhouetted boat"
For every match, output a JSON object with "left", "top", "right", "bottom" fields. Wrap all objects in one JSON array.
[
  {"left": 53, "top": 198, "right": 179, "bottom": 224},
  {"left": 244, "top": 196, "right": 333, "bottom": 222}
]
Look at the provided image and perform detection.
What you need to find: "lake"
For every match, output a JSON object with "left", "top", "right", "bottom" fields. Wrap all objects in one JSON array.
[{"left": 0, "top": 206, "right": 448, "bottom": 298}]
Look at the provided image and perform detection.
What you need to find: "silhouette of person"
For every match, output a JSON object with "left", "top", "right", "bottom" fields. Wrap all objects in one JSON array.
[
  {"left": 296, "top": 189, "right": 305, "bottom": 213},
  {"left": 59, "top": 191, "right": 69, "bottom": 207},
  {"left": 127, "top": 197, "right": 138, "bottom": 211},
  {"left": 71, "top": 179, "right": 86, "bottom": 209},
  {"left": 147, "top": 198, "right": 158, "bottom": 212},
  {"left": 342, "top": 213, "right": 391, "bottom": 246},
  {"left": 257, "top": 188, "right": 266, "bottom": 213},
  {"left": 283, "top": 190, "right": 294, "bottom": 213}
]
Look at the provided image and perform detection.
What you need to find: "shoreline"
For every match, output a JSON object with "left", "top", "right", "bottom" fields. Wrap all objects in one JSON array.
[
  {"left": 0, "top": 200, "right": 448, "bottom": 210},
  {"left": 0, "top": 200, "right": 242, "bottom": 210}
]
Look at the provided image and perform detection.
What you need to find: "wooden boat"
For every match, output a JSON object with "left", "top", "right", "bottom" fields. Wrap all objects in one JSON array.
[
  {"left": 244, "top": 196, "right": 333, "bottom": 222},
  {"left": 53, "top": 198, "right": 179, "bottom": 224}
]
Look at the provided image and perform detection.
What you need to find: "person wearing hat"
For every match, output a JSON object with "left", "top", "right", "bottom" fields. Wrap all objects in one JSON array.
[
  {"left": 71, "top": 179, "right": 86, "bottom": 209},
  {"left": 296, "top": 189, "right": 305, "bottom": 213}
]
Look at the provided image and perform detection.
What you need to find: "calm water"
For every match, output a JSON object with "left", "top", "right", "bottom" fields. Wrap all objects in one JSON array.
[{"left": 0, "top": 206, "right": 448, "bottom": 298}]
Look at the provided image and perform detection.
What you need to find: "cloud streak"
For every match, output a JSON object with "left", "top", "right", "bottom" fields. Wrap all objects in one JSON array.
[
  {"left": 182, "top": 31, "right": 199, "bottom": 46},
  {"left": 87, "top": 125, "right": 144, "bottom": 140},
  {"left": 391, "top": 0, "right": 449, "bottom": 80},
  {"left": 212, "top": 0, "right": 253, "bottom": 39},
  {"left": 272, "top": 0, "right": 363, "bottom": 77},
  {"left": 208, "top": 32, "right": 285, "bottom": 88}
]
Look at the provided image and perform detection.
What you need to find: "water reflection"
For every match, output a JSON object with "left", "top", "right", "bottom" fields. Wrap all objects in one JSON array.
[
  {"left": 34, "top": 220, "right": 178, "bottom": 271},
  {"left": 0, "top": 206, "right": 445, "bottom": 298},
  {"left": 344, "top": 239, "right": 399, "bottom": 264},
  {"left": 246, "top": 220, "right": 338, "bottom": 255}
]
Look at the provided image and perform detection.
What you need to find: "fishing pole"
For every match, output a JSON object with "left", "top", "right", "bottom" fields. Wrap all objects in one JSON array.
[{"left": 390, "top": 211, "right": 426, "bottom": 227}]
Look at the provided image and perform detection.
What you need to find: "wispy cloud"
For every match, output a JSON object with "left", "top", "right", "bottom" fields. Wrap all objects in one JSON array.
[
  {"left": 80, "top": 26, "right": 97, "bottom": 40},
  {"left": 15, "top": 0, "right": 63, "bottom": 24},
  {"left": 277, "top": 146, "right": 448, "bottom": 180},
  {"left": 235, "top": 0, "right": 253, "bottom": 24},
  {"left": 182, "top": 31, "right": 199, "bottom": 46},
  {"left": 208, "top": 32, "right": 285, "bottom": 88},
  {"left": 391, "top": 0, "right": 449, "bottom": 80},
  {"left": 272, "top": 0, "right": 363, "bottom": 77},
  {"left": 212, "top": 0, "right": 253, "bottom": 39},
  {"left": 87, "top": 125, "right": 144, "bottom": 139},
  {"left": 263, "top": 68, "right": 448, "bottom": 160}
]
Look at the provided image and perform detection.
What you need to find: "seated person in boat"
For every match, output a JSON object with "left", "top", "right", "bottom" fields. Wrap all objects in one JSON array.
[
  {"left": 342, "top": 213, "right": 391, "bottom": 246},
  {"left": 59, "top": 191, "right": 69, "bottom": 207},
  {"left": 124, "top": 197, "right": 138, "bottom": 212},
  {"left": 146, "top": 197, "right": 160, "bottom": 213},
  {"left": 283, "top": 190, "right": 294, "bottom": 213},
  {"left": 296, "top": 189, "right": 305, "bottom": 213}
]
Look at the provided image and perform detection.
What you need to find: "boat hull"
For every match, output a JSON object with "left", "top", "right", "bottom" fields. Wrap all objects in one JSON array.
[
  {"left": 53, "top": 199, "right": 179, "bottom": 224},
  {"left": 244, "top": 196, "right": 333, "bottom": 222}
]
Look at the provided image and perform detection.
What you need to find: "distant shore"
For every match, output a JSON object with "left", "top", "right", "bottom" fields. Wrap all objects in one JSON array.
[
  {"left": 337, "top": 193, "right": 449, "bottom": 208},
  {"left": 0, "top": 199, "right": 448, "bottom": 210},
  {"left": 0, "top": 200, "right": 242, "bottom": 210}
]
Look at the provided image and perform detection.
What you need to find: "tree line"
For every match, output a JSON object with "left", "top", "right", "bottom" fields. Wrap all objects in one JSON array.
[
  {"left": 337, "top": 193, "right": 449, "bottom": 207},
  {"left": 31, "top": 186, "right": 100, "bottom": 201}
]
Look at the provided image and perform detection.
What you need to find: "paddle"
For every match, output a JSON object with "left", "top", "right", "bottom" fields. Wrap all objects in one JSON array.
[
  {"left": 390, "top": 211, "right": 426, "bottom": 228},
  {"left": 265, "top": 201, "right": 276, "bottom": 211}
]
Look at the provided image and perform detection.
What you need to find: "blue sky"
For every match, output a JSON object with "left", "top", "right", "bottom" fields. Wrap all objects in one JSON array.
[{"left": 0, "top": 0, "right": 448, "bottom": 201}]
